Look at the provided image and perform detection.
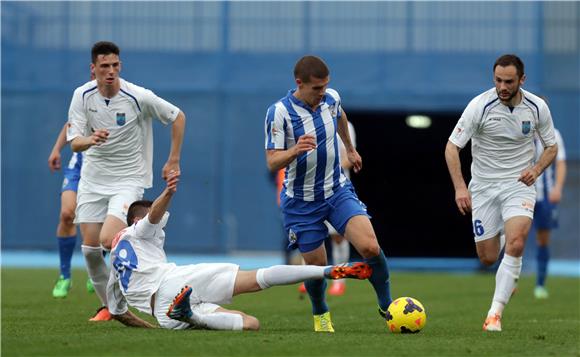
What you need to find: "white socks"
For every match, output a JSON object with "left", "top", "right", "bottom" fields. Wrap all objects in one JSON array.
[
  {"left": 188, "top": 311, "right": 243, "bottom": 331},
  {"left": 82, "top": 245, "right": 109, "bottom": 306},
  {"left": 332, "top": 240, "right": 350, "bottom": 265},
  {"left": 256, "top": 265, "right": 326, "bottom": 289},
  {"left": 488, "top": 253, "right": 522, "bottom": 317}
]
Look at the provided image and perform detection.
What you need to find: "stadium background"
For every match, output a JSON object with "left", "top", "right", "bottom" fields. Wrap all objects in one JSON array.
[{"left": 2, "top": 2, "right": 578, "bottom": 263}]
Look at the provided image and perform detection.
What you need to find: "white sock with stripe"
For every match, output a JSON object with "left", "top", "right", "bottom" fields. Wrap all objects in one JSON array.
[{"left": 488, "top": 253, "right": 522, "bottom": 317}]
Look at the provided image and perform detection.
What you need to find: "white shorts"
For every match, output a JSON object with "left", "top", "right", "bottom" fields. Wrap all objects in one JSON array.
[
  {"left": 469, "top": 180, "right": 535, "bottom": 242},
  {"left": 75, "top": 179, "right": 144, "bottom": 224},
  {"left": 154, "top": 263, "right": 240, "bottom": 330}
]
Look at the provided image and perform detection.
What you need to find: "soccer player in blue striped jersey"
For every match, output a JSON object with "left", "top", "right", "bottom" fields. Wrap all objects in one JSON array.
[
  {"left": 533, "top": 128, "right": 566, "bottom": 299},
  {"left": 49, "top": 72, "right": 98, "bottom": 299},
  {"left": 265, "top": 55, "right": 392, "bottom": 332},
  {"left": 48, "top": 123, "right": 85, "bottom": 298}
]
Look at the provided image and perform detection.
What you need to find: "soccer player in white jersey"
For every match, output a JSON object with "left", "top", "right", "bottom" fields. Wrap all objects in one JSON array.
[
  {"left": 106, "top": 172, "right": 371, "bottom": 330},
  {"left": 533, "top": 128, "right": 566, "bottom": 299},
  {"left": 265, "top": 55, "right": 392, "bottom": 332},
  {"left": 445, "top": 54, "right": 558, "bottom": 332},
  {"left": 67, "top": 41, "right": 186, "bottom": 321}
]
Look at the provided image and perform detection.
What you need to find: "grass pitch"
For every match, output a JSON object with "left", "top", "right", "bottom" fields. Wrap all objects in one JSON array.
[{"left": 2, "top": 268, "right": 579, "bottom": 356}]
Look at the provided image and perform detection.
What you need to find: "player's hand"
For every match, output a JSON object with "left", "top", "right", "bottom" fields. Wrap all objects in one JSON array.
[
  {"left": 455, "top": 187, "right": 472, "bottom": 216},
  {"left": 518, "top": 167, "right": 539, "bottom": 187},
  {"left": 548, "top": 187, "right": 562, "bottom": 204},
  {"left": 292, "top": 135, "right": 317, "bottom": 156},
  {"left": 162, "top": 161, "right": 180, "bottom": 181},
  {"left": 48, "top": 150, "right": 61, "bottom": 172},
  {"left": 90, "top": 129, "right": 109, "bottom": 146},
  {"left": 347, "top": 149, "right": 362, "bottom": 173},
  {"left": 165, "top": 170, "right": 180, "bottom": 193}
]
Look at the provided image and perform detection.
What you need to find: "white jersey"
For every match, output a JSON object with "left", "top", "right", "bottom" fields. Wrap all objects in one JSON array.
[
  {"left": 106, "top": 212, "right": 175, "bottom": 315},
  {"left": 67, "top": 78, "right": 180, "bottom": 189},
  {"left": 535, "top": 129, "right": 565, "bottom": 201},
  {"left": 337, "top": 121, "right": 356, "bottom": 180},
  {"left": 449, "top": 88, "right": 556, "bottom": 182}
]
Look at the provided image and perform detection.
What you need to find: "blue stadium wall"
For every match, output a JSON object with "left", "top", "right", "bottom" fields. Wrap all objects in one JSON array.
[{"left": 2, "top": 2, "right": 578, "bottom": 257}]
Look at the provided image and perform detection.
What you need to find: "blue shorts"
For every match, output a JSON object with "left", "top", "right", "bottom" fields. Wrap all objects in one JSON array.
[
  {"left": 534, "top": 199, "right": 559, "bottom": 230},
  {"left": 281, "top": 182, "right": 370, "bottom": 253},
  {"left": 61, "top": 152, "right": 82, "bottom": 193}
]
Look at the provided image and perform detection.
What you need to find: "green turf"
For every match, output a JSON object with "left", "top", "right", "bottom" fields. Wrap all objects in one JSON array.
[{"left": 2, "top": 268, "right": 579, "bottom": 356}]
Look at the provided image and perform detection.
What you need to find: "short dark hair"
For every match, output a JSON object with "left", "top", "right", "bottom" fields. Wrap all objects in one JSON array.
[
  {"left": 294, "top": 55, "right": 330, "bottom": 83},
  {"left": 126, "top": 200, "right": 153, "bottom": 226},
  {"left": 91, "top": 41, "right": 120, "bottom": 64},
  {"left": 493, "top": 54, "right": 525, "bottom": 78}
]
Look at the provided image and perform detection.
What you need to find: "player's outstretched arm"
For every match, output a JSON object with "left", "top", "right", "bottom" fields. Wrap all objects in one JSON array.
[
  {"left": 112, "top": 310, "right": 156, "bottom": 328},
  {"left": 148, "top": 171, "right": 179, "bottom": 224},
  {"left": 162, "top": 111, "right": 186, "bottom": 180}
]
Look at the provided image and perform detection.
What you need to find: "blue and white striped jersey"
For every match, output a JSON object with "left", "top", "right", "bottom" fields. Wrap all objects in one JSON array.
[
  {"left": 535, "top": 129, "right": 565, "bottom": 202},
  {"left": 265, "top": 88, "right": 347, "bottom": 201}
]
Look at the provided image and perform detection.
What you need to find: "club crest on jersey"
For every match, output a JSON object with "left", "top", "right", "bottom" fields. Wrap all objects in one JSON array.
[
  {"left": 116, "top": 113, "right": 126, "bottom": 126},
  {"left": 521, "top": 121, "right": 531, "bottom": 135}
]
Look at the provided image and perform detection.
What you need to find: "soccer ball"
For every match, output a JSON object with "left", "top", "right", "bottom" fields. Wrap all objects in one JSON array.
[{"left": 385, "top": 297, "right": 427, "bottom": 333}]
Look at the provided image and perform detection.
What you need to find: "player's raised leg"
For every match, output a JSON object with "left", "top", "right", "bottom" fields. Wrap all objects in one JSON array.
[
  {"left": 232, "top": 261, "right": 371, "bottom": 295},
  {"left": 166, "top": 262, "right": 371, "bottom": 331},
  {"left": 343, "top": 215, "right": 392, "bottom": 318}
]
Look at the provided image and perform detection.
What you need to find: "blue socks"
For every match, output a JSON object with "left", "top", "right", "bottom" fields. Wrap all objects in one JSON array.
[
  {"left": 58, "top": 236, "right": 76, "bottom": 279},
  {"left": 364, "top": 249, "right": 392, "bottom": 311},
  {"left": 304, "top": 278, "right": 328, "bottom": 315},
  {"left": 536, "top": 245, "right": 549, "bottom": 287}
]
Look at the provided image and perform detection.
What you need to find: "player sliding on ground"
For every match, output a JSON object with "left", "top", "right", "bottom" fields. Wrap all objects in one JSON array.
[{"left": 106, "top": 171, "right": 372, "bottom": 330}]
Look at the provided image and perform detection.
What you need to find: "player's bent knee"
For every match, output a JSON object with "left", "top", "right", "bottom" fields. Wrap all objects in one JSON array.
[
  {"left": 479, "top": 255, "right": 497, "bottom": 267},
  {"left": 99, "top": 235, "right": 113, "bottom": 250},
  {"left": 60, "top": 209, "right": 76, "bottom": 226},
  {"left": 505, "top": 240, "right": 525, "bottom": 256},
  {"left": 357, "top": 243, "right": 380, "bottom": 259},
  {"left": 243, "top": 315, "right": 260, "bottom": 331}
]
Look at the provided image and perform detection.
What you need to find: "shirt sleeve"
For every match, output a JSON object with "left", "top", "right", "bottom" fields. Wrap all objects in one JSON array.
[
  {"left": 133, "top": 212, "right": 169, "bottom": 239},
  {"left": 449, "top": 96, "right": 483, "bottom": 149},
  {"left": 326, "top": 88, "right": 343, "bottom": 120},
  {"left": 535, "top": 102, "right": 556, "bottom": 149},
  {"left": 141, "top": 89, "right": 180, "bottom": 125},
  {"left": 67, "top": 88, "right": 89, "bottom": 141},
  {"left": 106, "top": 267, "right": 128, "bottom": 315},
  {"left": 265, "top": 103, "right": 286, "bottom": 150}
]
